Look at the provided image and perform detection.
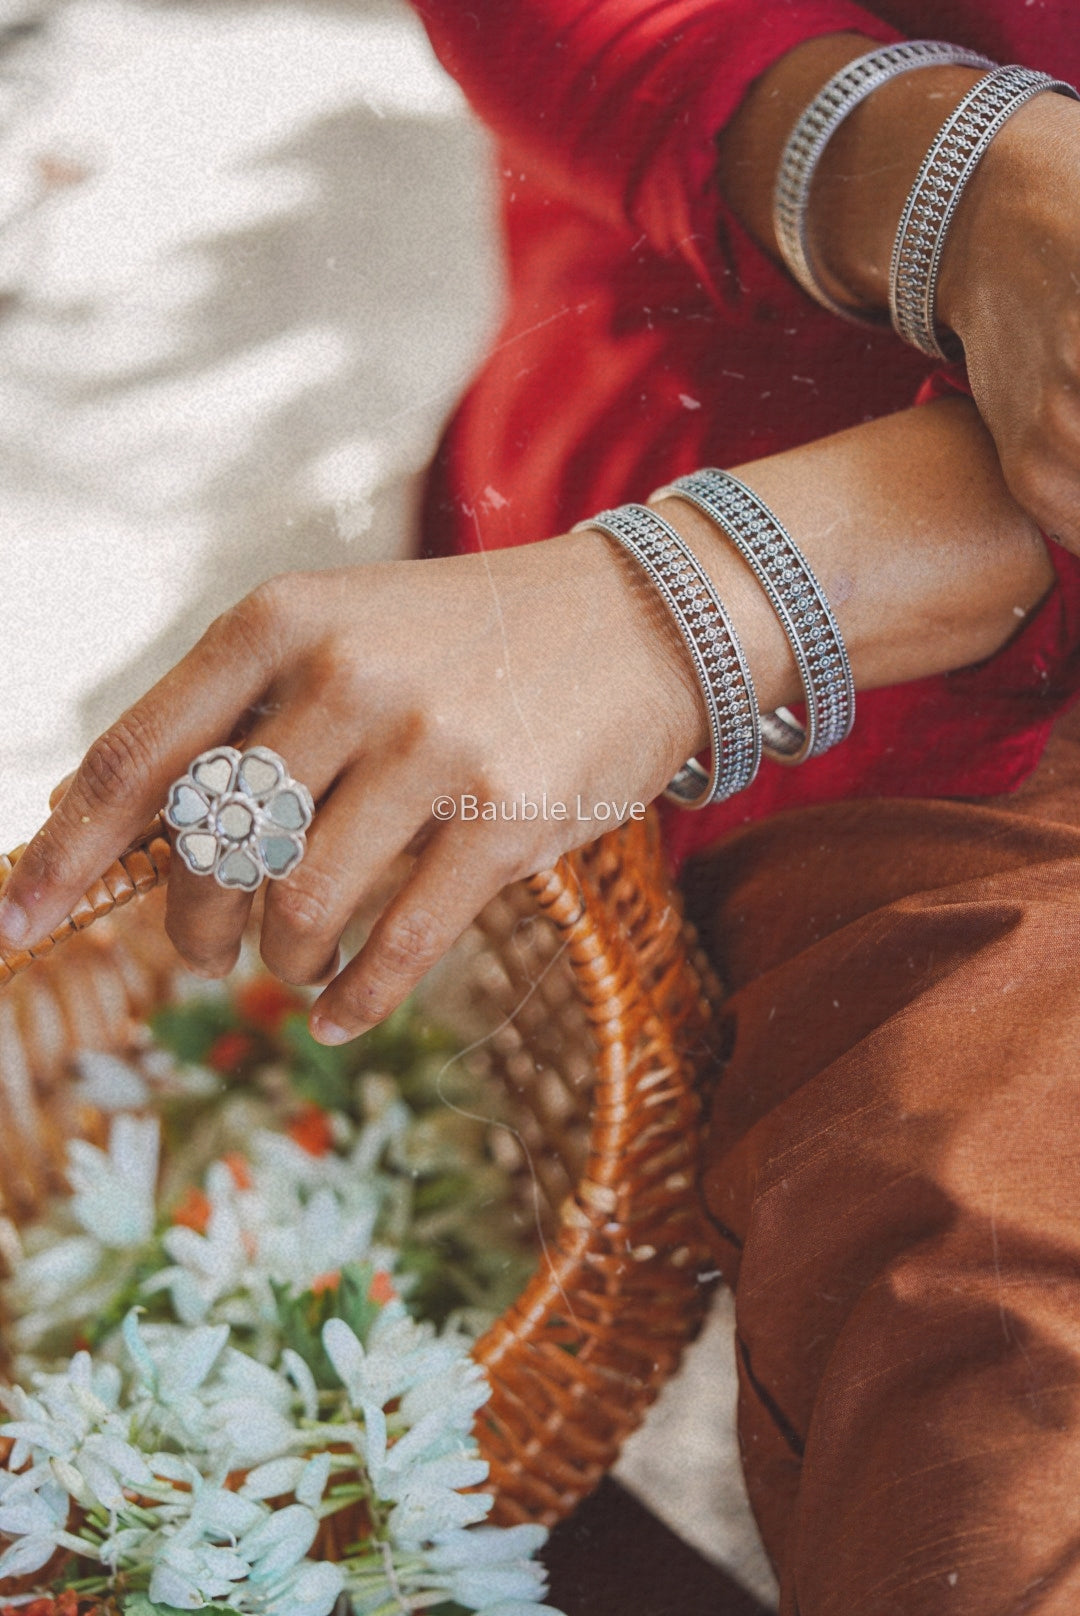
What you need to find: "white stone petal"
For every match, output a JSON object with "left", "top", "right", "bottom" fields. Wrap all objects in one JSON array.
[
  {"left": 178, "top": 829, "right": 219, "bottom": 872},
  {"left": 267, "top": 788, "right": 309, "bottom": 831},
  {"left": 238, "top": 749, "right": 283, "bottom": 798},
  {"left": 216, "top": 845, "right": 263, "bottom": 890},
  {"left": 258, "top": 832, "right": 304, "bottom": 876},
  {"left": 166, "top": 781, "right": 211, "bottom": 828},
  {"left": 192, "top": 748, "right": 240, "bottom": 797}
]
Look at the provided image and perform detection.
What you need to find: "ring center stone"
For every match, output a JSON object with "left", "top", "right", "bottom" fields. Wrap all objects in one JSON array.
[{"left": 217, "top": 799, "right": 255, "bottom": 841}]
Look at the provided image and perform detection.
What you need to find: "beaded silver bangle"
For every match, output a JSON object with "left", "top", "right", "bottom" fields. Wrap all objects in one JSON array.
[
  {"left": 890, "top": 64, "right": 1080, "bottom": 359},
  {"left": 573, "top": 503, "right": 762, "bottom": 808},
  {"left": 773, "top": 40, "right": 994, "bottom": 325},
  {"left": 651, "top": 469, "right": 854, "bottom": 766}
]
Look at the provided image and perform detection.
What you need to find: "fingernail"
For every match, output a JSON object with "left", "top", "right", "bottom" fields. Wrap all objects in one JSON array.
[
  {"left": 0, "top": 895, "right": 29, "bottom": 947},
  {"left": 310, "top": 1016, "right": 351, "bottom": 1046}
]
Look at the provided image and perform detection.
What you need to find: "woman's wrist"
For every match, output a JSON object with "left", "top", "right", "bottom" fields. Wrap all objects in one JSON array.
[
  {"left": 934, "top": 87, "right": 1080, "bottom": 339},
  {"left": 806, "top": 60, "right": 987, "bottom": 313},
  {"left": 714, "top": 35, "right": 987, "bottom": 317}
]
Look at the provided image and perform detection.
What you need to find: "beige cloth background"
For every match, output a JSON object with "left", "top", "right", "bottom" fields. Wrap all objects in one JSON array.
[{"left": 0, "top": 1, "right": 777, "bottom": 1602}]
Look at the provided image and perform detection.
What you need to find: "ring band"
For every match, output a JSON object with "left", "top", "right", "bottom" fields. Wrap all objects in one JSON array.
[{"left": 164, "top": 745, "right": 314, "bottom": 891}]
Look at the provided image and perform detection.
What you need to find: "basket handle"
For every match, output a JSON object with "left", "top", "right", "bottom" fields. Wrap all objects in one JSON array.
[{"left": 0, "top": 812, "right": 172, "bottom": 988}]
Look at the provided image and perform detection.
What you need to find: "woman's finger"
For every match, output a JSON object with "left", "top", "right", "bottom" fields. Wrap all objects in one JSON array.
[
  {"left": 47, "top": 771, "right": 77, "bottom": 812},
  {"left": 308, "top": 827, "right": 515, "bottom": 1044},
  {"left": 0, "top": 584, "right": 293, "bottom": 952},
  {"left": 164, "top": 860, "right": 255, "bottom": 978},
  {"left": 257, "top": 760, "right": 435, "bottom": 988}
]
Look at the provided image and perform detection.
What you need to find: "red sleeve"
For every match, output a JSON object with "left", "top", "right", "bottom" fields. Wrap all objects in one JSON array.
[{"left": 409, "top": 0, "right": 903, "bottom": 300}]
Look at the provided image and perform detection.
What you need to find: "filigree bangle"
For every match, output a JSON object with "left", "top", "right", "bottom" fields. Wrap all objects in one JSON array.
[
  {"left": 573, "top": 503, "right": 762, "bottom": 808},
  {"left": 889, "top": 64, "right": 1080, "bottom": 359},
  {"left": 773, "top": 40, "right": 994, "bottom": 325},
  {"left": 651, "top": 470, "right": 854, "bottom": 766}
]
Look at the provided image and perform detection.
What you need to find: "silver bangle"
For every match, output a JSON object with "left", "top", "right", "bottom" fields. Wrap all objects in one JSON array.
[
  {"left": 890, "top": 64, "right": 1080, "bottom": 359},
  {"left": 773, "top": 40, "right": 994, "bottom": 325},
  {"left": 573, "top": 503, "right": 762, "bottom": 808},
  {"left": 651, "top": 470, "right": 854, "bottom": 766}
]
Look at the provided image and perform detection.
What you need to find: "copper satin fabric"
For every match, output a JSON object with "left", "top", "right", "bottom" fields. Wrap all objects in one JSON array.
[{"left": 687, "top": 704, "right": 1080, "bottom": 1614}]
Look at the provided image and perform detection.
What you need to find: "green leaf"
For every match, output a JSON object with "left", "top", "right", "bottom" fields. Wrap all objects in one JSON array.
[
  {"left": 149, "top": 998, "right": 237, "bottom": 1065},
  {"left": 271, "top": 1261, "right": 385, "bottom": 1388},
  {"left": 280, "top": 1012, "right": 352, "bottom": 1110}
]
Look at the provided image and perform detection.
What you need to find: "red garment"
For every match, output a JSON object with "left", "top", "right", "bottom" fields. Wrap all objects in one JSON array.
[{"left": 410, "top": 0, "right": 1080, "bottom": 869}]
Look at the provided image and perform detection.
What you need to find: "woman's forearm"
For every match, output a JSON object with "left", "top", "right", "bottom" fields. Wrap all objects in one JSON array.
[
  {"left": 712, "top": 32, "right": 986, "bottom": 316},
  {"left": 651, "top": 396, "right": 1052, "bottom": 739}
]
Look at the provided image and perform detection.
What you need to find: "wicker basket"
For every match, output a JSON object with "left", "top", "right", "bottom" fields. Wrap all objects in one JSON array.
[{"left": 0, "top": 806, "right": 718, "bottom": 1543}]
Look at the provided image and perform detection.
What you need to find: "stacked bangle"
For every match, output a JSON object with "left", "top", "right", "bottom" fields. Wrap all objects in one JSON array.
[
  {"left": 652, "top": 470, "right": 854, "bottom": 765},
  {"left": 575, "top": 480, "right": 855, "bottom": 806},
  {"left": 573, "top": 502, "right": 762, "bottom": 808},
  {"left": 773, "top": 39, "right": 994, "bottom": 325},
  {"left": 889, "top": 64, "right": 1080, "bottom": 359}
]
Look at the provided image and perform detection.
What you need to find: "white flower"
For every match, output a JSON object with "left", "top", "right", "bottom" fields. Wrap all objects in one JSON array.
[
  {"left": 322, "top": 1306, "right": 450, "bottom": 1413},
  {"left": 123, "top": 1312, "right": 229, "bottom": 1452},
  {"left": 425, "top": 1524, "right": 549, "bottom": 1569},
  {"left": 240, "top": 1555, "right": 345, "bottom": 1616},
  {"left": 149, "top": 1528, "right": 252, "bottom": 1608},
  {"left": 152, "top": 1183, "right": 250, "bottom": 1325},
  {"left": 357, "top": 1402, "right": 492, "bottom": 1548},
  {"left": 202, "top": 1346, "right": 303, "bottom": 1469},
  {"left": 475, "top": 1605, "right": 566, "bottom": 1616},
  {"left": 281, "top": 1349, "right": 318, "bottom": 1422},
  {"left": 399, "top": 1354, "right": 491, "bottom": 1428},
  {"left": 147, "top": 1485, "right": 266, "bottom": 1608},
  {"left": 70, "top": 1050, "right": 150, "bottom": 1111},
  {"left": 0, "top": 1467, "right": 70, "bottom": 1579},
  {"left": 447, "top": 1560, "right": 550, "bottom": 1609},
  {"left": 240, "top": 1452, "right": 330, "bottom": 1511},
  {"left": 389, "top": 1484, "right": 493, "bottom": 1546},
  {"left": 68, "top": 1115, "right": 159, "bottom": 1248},
  {"left": 255, "top": 1184, "right": 379, "bottom": 1292},
  {"left": 7, "top": 1235, "right": 104, "bottom": 1313}
]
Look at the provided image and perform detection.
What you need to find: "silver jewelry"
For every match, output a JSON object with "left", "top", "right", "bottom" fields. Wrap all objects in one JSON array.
[
  {"left": 652, "top": 470, "right": 854, "bottom": 765},
  {"left": 164, "top": 744, "right": 314, "bottom": 891},
  {"left": 890, "top": 64, "right": 1080, "bottom": 359},
  {"left": 573, "top": 503, "right": 761, "bottom": 807},
  {"left": 774, "top": 40, "right": 994, "bottom": 325}
]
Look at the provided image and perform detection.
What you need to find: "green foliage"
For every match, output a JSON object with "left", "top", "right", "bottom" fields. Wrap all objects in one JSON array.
[
  {"left": 271, "top": 1262, "right": 385, "bottom": 1389},
  {"left": 149, "top": 999, "right": 237, "bottom": 1066},
  {"left": 278, "top": 1011, "right": 352, "bottom": 1111}
]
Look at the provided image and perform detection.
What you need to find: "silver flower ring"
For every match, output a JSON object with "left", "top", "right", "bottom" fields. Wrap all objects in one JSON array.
[{"left": 163, "top": 745, "right": 315, "bottom": 892}]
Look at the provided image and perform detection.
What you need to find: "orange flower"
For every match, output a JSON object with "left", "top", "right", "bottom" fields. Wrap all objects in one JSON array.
[
  {"left": 206, "top": 1030, "right": 256, "bottom": 1073},
  {"left": 172, "top": 1185, "right": 212, "bottom": 1234},
  {"left": 368, "top": 1269, "right": 397, "bottom": 1306},
  {"left": 235, "top": 976, "right": 304, "bottom": 1032},
  {"left": 287, "top": 1105, "right": 334, "bottom": 1157},
  {"left": 221, "top": 1152, "right": 253, "bottom": 1191},
  {"left": 2, "top": 1595, "right": 86, "bottom": 1616},
  {"left": 311, "top": 1270, "right": 341, "bottom": 1296}
]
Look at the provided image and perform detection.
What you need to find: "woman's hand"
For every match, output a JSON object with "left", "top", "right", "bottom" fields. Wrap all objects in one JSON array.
[
  {"left": 936, "top": 89, "right": 1080, "bottom": 555},
  {"left": 0, "top": 536, "right": 706, "bottom": 1042},
  {"left": 0, "top": 398, "right": 1052, "bottom": 1042}
]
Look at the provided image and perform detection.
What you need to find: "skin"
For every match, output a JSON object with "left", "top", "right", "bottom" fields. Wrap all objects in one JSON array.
[
  {"left": 715, "top": 31, "right": 1080, "bottom": 551},
  {"left": 0, "top": 398, "right": 1050, "bottom": 1043}
]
